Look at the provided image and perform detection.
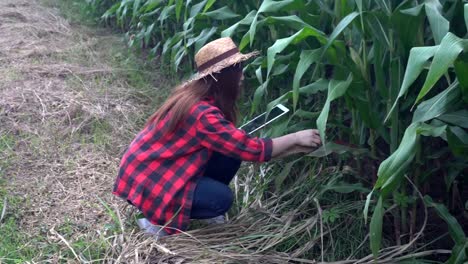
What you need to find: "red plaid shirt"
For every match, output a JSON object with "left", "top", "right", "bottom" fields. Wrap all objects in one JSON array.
[{"left": 113, "top": 99, "right": 273, "bottom": 234}]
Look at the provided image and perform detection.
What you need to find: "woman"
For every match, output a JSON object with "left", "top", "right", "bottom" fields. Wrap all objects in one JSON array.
[{"left": 113, "top": 37, "right": 322, "bottom": 237}]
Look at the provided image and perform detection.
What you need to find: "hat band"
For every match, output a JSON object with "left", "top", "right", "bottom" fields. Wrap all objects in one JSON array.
[{"left": 197, "top": 47, "right": 239, "bottom": 72}]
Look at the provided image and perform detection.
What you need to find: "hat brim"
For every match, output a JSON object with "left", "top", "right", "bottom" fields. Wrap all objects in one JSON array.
[{"left": 189, "top": 51, "right": 259, "bottom": 81}]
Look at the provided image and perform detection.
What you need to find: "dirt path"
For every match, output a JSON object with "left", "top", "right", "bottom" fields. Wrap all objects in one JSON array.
[{"left": 0, "top": 0, "right": 171, "bottom": 261}]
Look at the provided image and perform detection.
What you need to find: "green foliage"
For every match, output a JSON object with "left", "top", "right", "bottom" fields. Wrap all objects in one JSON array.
[
  {"left": 0, "top": 217, "right": 36, "bottom": 263},
  {"left": 85, "top": 0, "right": 468, "bottom": 260},
  {"left": 424, "top": 196, "right": 467, "bottom": 264},
  {"left": 370, "top": 196, "right": 383, "bottom": 257},
  {"left": 316, "top": 75, "right": 352, "bottom": 144}
]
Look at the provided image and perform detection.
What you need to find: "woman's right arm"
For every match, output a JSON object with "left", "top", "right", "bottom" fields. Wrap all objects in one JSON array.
[{"left": 271, "top": 129, "right": 322, "bottom": 159}]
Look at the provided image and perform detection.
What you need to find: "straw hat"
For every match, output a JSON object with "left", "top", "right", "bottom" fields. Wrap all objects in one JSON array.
[{"left": 191, "top": 37, "right": 258, "bottom": 80}]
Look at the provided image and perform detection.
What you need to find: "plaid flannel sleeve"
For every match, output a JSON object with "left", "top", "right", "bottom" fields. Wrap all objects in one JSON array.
[{"left": 196, "top": 107, "right": 273, "bottom": 162}]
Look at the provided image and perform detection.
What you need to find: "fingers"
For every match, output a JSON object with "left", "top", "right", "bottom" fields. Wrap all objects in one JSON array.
[
  {"left": 296, "top": 129, "right": 322, "bottom": 147},
  {"left": 310, "top": 129, "right": 322, "bottom": 147},
  {"left": 309, "top": 129, "right": 322, "bottom": 147}
]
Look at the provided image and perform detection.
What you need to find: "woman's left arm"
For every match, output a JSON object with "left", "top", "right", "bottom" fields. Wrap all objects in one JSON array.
[
  {"left": 270, "top": 129, "right": 321, "bottom": 159},
  {"left": 196, "top": 107, "right": 273, "bottom": 162},
  {"left": 195, "top": 106, "right": 321, "bottom": 162}
]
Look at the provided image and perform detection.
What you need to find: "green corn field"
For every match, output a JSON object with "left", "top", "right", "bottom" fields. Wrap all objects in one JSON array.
[{"left": 81, "top": 0, "right": 466, "bottom": 262}]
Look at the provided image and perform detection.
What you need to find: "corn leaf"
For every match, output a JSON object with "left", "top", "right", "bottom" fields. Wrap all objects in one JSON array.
[
  {"left": 375, "top": 0, "right": 391, "bottom": 15},
  {"left": 299, "top": 79, "right": 329, "bottom": 94},
  {"left": 437, "top": 110, "right": 468, "bottom": 128},
  {"left": 183, "top": 17, "right": 195, "bottom": 31},
  {"left": 170, "top": 39, "right": 184, "bottom": 67},
  {"left": 446, "top": 164, "right": 467, "bottom": 192},
  {"left": 375, "top": 123, "right": 419, "bottom": 190},
  {"left": 272, "top": 64, "right": 289, "bottom": 76},
  {"left": 366, "top": 14, "right": 391, "bottom": 49},
  {"left": 446, "top": 243, "right": 468, "bottom": 264},
  {"left": 266, "top": 92, "right": 292, "bottom": 111},
  {"left": 248, "top": 0, "right": 296, "bottom": 47},
  {"left": 322, "top": 12, "right": 359, "bottom": 56},
  {"left": 454, "top": 53, "right": 468, "bottom": 104},
  {"left": 385, "top": 46, "right": 438, "bottom": 122},
  {"left": 141, "top": 0, "right": 163, "bottom": 12},
  {"left": 370, "top": 196, "right": 384, "bottom": 257},
  {"left": 424, "top": 196, "right": 466, "bottom": 244},
  {"left": 162, "top": 32, "right": 184, "bottom": 55},
  {"left": 292, "top": 49, "right": 321, "bottom": 110},
  {"left": 140, "top": 7, "right": 161, "bottom": 19},
  {"left": 414, "top": 33, "right": 468, "bottom": 105},
  {"left": 400, "top": 4, "right": 424, "bottom": 16},
  {"left": 293, "top": 109, "right": 320, "bottom": 119},
  {"left": 203, "top": 0, "right": 216, "bottom": 13},
  {"left": 447, "top": 126, "right": 468, "bottom": 157},
  {"left": 363, "top": 191, "right": 373, "bottom": 224},
  {"left": 266, "top": 79, "right": 329, "bottom": 111},
  {"left": 221, "top": 10, "right": 256, "bottom": 38},
  {"left": 175, "top": 0, "right": 183, "bottom": 22},
  {"left": 257, "top": 0, "right": 297, "bottom": 15},
  {"left": 266, "top": 27, "right": 326, "bottom": 78},
  {"left": 355, "top": 0, "right": 362, "bottom": 15},
  {"left": 412, "top": 81, "right": 460, "bottom": 123},
  {"left": 465, "top": 4, "right": 468, "bottom": 31},
  {"left": 262, "top": 15, "right": 312, "bottom": 31},
  {"left": 252, "top": 66, "right": 269, "bottom": 113},
  {"left": 316, "top": 75, "right": 353, "bottom": 143},
  {"left": 144, "top": 23, "right": 155, "bottom": 46},
  {"left": 102, "top": 2, "right": 121, "bottom": 19},
  {"left": 375, "top": 123, "right": 446, "bottom": 192},
  {"left": 424, "top": 0, "right": 449, "bottom": 44},
  {"left": 203, "top": 6, "right": 239, "bottom": 20},
  {"left": 376, "top": 123, "right": 444, "bottom": 197},
  {"left": 193, "top": 27, "right": 217, "bottom": 53},
  {"left": 133, "top": 0, "right": 142, "bottom": 19},
  {"left": 307, "top": 141, "right": 367, "bottom": 157},
  {"left": 190, "top": 0, "right": 207, "bottom": 18},
  {"left": 159, "top": 5, "right": 175, "bottom": 25}
]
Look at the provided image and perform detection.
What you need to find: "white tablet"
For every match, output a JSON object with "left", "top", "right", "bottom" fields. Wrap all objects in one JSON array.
[{"left": 239, "top": 104, "right": 290, "bottom": 134}]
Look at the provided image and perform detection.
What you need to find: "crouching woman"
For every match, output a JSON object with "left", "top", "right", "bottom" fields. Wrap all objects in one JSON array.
[{"left": 113, "top": 37, "right": 321, "bottom": 237}]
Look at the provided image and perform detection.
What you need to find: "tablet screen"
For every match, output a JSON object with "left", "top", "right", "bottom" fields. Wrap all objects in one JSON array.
[{"left": 240, "top": 105, "right": 289, "bottom": 134}]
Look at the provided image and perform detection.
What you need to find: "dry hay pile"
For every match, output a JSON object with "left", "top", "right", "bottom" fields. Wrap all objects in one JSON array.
[{"left": 112, "top": 172, "right": 446, "bottom": 264}]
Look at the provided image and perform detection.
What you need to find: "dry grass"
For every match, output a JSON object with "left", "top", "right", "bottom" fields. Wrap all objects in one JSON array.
[{"left": 0, "top": 0, "right": 452, "bottom": 263}]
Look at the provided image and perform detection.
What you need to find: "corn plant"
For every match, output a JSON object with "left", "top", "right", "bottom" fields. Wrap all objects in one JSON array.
[{"left": 87, "top": 0, "right": 468, "bottom": 261}]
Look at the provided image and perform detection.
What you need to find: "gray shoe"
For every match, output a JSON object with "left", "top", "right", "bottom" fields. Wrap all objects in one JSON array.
[
  {"left": 136, "top": 218, "right": 168, "bottom": 238},
  {"left": 201, "top": 215, "right": 226, "bottom": 225}
]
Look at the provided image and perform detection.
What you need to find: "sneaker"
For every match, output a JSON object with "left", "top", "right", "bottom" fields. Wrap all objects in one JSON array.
[
  {"left": 136, "top": 218, "right": 168, "bottom": 238},
  {"left": 201, "top": 215, "right": 226, "bottom": 225}
]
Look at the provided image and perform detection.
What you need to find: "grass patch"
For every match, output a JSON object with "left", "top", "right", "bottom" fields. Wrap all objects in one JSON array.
[
  {"left": 0, "top": 217, "right": 36, "bottom": 263},
  {"left": 0, "top": 68, "right": 22, "bottom": 83},
  {"left": 41, "top": 0, "right": 104, "bottom": 26},
  {"left": 0, "top": 134, "right": 35, "bottom": 262}
]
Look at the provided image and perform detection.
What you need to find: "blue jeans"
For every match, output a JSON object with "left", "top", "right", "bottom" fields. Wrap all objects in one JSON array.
[{"left": 190, "top": 152, "right": 241, "bottom": 219}]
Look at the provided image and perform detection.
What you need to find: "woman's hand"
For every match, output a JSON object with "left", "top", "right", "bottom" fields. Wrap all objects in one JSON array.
[
  {"left": 294, "top": 129, "right": 322, "bottom": 148},
  {"left": 271, "top": 129, "right": 322, "bottom": 159}
]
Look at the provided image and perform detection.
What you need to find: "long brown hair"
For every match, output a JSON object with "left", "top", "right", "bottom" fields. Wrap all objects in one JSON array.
[{"left": 146, "top": 64, "right": 243, "bottom": 132}]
